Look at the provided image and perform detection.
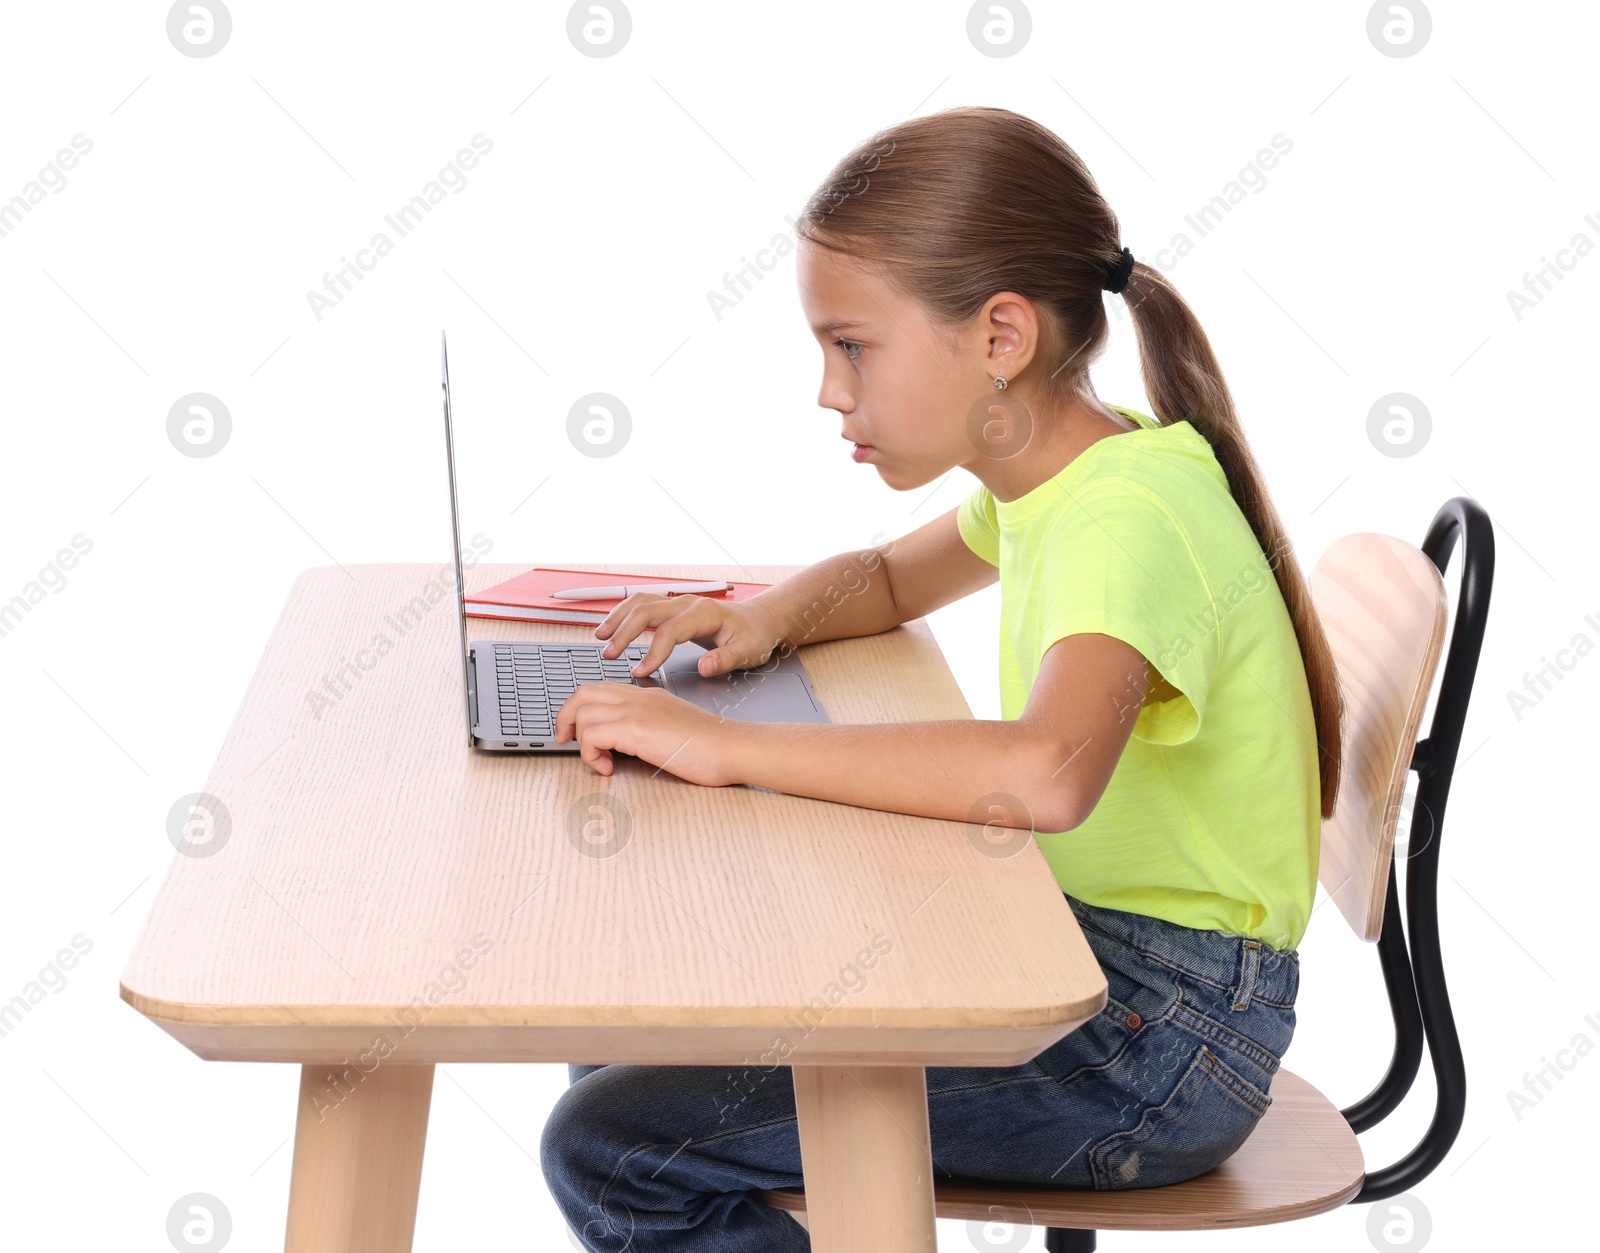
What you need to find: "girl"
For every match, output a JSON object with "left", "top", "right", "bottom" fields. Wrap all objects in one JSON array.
[{"left": 544, "top": 105, "right": 1342, "bottom": 1251}]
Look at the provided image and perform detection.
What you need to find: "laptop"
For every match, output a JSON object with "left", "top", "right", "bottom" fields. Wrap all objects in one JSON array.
[{"left": 441, "top": 331, "right": 831, "bottom": 753}]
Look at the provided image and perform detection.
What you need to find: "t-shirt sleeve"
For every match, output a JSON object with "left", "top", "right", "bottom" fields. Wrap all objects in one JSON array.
[
  {"left": 956, "top": 485, "right": 1000, "bottom": 566},
  {"left": 1035, "top": 482, "right": 1220, "bottom": 746}
]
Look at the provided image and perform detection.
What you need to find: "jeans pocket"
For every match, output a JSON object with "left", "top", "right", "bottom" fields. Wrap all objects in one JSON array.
[
  {"left": 1087, "top": 1043, "right": 1273, "bottom": 1190},
  {"left": 1085, "top": 929, "right": 1184, "bottom": 1020}
]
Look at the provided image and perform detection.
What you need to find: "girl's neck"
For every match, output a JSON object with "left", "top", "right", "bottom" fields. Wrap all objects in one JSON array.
[{"left": 977, "top": 395, "right": 1138, "bottom": 504}]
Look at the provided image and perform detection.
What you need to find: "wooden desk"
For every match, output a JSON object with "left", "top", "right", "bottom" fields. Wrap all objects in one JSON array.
[{"left": 120, "top": 562, "right": 1108, "bottom": 1252}]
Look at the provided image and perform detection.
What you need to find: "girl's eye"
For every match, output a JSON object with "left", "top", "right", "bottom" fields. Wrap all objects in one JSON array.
[{"left": 833, "top": 338, "right": 863, "bottom": 362}]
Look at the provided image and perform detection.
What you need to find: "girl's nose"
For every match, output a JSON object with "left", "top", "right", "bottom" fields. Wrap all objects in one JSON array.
[{"left": 818, "top": 379, "right": 854, "bottom": 414}]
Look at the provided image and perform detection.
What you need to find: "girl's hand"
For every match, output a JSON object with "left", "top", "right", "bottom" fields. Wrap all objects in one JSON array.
[
  {"left": 554, "top": 683, "right": 738, "bottom": 786},
  {"left": 593, "top": 591, "right": 787, "bottom": 679}
]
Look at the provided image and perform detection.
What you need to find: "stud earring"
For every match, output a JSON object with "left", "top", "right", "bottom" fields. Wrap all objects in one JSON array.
[{"left": 993, "top": 375, "right": 1008, "bottom": 391}]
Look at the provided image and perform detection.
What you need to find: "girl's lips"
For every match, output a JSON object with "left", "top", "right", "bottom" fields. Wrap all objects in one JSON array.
[{"left": 851, "top": 443, "right": 875, "bottom": 462}]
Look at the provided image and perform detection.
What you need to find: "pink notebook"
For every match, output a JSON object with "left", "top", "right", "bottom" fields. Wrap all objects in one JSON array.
[{"left": 464, "top": 566, "right": 772, "bottom": 625}]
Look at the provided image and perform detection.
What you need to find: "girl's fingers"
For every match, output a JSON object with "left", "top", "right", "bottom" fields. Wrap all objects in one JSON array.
[
  {"left": 593, "top": 591, "right": 663, "bottom": 641},
  {"left": 554, "top": 690, "right": 627, "bottom": 772},
  {"left": 614, "top": 602, "right": 715, "bottom": 677},
  {"left": 554, "top": 687, "right": 597, "bottom": 744},
  {"left": 596, "top": 594, "right": 680, "bottom": 656},
  {"left": 632, "top": 611, "right": 712, "bottom": 677}
]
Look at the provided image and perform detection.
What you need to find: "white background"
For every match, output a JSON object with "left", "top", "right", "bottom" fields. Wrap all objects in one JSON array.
[{"left": 1, "top": 2, "right": 1594, "bottom": 1249}]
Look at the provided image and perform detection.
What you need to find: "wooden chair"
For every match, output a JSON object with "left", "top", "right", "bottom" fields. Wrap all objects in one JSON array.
[{"left": 757, "top": 496, "right": 1493, "bottom": 1247}]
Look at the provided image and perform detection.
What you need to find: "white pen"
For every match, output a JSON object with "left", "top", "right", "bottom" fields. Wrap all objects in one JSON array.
[{"left": 550, "top": 580, "right": 733, "bottom": 600}]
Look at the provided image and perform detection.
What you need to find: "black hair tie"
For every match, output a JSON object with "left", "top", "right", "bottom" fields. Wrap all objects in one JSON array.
[{"left": 1104, "top": 246, "right": 1135, "bottom": 294}]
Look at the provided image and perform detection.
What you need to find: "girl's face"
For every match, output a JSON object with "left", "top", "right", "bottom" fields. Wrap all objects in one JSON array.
[{"left": 797, "top": 239, "right": 993, "bottom": 492}]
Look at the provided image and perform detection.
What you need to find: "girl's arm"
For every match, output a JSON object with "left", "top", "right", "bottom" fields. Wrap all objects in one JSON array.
[
  {"left": 750, "top": 506, "right": 998, "bottom": 649},
  {"left": 722, "top": 630, "right": 1152, "bottom": 833}
]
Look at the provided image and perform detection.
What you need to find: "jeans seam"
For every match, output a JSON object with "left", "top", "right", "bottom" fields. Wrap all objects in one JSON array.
[
  {"left": 1072, "top": 911, "right": 1296, "bottom": 1007},
  {"left": 930, "top": 1068, "right": 1057, "bottom": 1104},
  {"left": 1169, "top": 997, "right": 1282, "bottom": 1075},
  {"left": 1072, "top": 914, "right": 1236, "bottom": 993},
  {"left": 1196, "top": 1046, "right": 1274, "bottom": 1116},
  {"left": 1054, "top": 1025, "right": 1145, "bottom": 1089},
  {"left": 595, "top": 1111, "right": 805, "bottom": 1228}
]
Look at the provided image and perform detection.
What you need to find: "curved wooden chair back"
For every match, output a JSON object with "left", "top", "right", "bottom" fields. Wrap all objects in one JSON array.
[{"left": 1308, "top": 534, "right": 1449, "bottom": 941}]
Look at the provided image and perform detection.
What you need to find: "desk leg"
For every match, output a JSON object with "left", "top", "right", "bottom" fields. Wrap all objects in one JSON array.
[
  {"left": 284, "top": 1062, "right": 434, "bottom": 1253},
  {"left": 791, "top": 1064, "right": 937, "bottom": 1253}
]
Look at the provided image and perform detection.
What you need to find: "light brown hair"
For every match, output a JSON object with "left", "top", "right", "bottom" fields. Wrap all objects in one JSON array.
[{"left": 796, "top": 106, "right": 1343, "bottom": 818}]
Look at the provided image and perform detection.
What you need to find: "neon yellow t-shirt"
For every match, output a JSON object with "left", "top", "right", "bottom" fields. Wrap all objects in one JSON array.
[{"left": 956, "top": 405, "right": 1319, "bottom": 952}]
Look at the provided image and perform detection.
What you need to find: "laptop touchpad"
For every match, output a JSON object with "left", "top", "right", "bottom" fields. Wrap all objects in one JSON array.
[{"left": 664, "top": 671, "right": 820, "bottom": 722}]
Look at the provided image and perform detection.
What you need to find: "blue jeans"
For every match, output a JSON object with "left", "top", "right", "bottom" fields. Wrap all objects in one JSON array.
[{"left": 540, "top": 892, "right": 1299, "bottom": 1251}]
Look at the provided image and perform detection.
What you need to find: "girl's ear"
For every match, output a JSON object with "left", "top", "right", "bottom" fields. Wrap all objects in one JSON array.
[{"left": 980, "top": 291, "right": 1039, "bottom": 376}]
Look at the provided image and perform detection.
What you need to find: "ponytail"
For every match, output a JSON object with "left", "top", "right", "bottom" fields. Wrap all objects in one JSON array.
[{"left": 1121, "top": 263, "right": 1344, "bottom": 817}]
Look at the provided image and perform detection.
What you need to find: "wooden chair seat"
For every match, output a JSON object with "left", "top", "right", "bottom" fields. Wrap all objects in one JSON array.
[{"left": 757, "top": 1069, "right": 1363, "bottom": 1232}]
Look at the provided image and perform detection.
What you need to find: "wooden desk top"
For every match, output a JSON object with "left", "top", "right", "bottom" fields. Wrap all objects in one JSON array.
[{"left": 120, "top": 563, "right": 1106, "bottom": 1065}]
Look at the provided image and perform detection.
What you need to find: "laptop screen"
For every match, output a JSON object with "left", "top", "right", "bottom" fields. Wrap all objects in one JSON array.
[{"left": 441, "top": 331, "right": 475, "bottom": 745}]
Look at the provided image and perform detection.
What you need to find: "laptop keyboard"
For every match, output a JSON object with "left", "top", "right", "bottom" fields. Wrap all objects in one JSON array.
[{"left": 491, "top": 642, "right": 651, "bottom": 740}]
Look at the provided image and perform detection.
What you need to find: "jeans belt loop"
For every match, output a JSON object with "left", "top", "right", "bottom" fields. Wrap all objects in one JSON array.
[{"left": 1233, "top": 939, "right": 1261, "bottom": 1012}]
